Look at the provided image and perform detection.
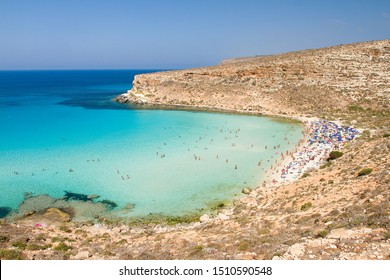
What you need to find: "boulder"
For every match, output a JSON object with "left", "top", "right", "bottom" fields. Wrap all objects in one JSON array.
[
  {"left": 73, "top": 250, "right": 91, "bottom": 259},
  {"left": 328, "top": 228, "right": 353, "bottom": 239},
  {"left": 241, "top": 188, "right": 252, "bottom": 194}
]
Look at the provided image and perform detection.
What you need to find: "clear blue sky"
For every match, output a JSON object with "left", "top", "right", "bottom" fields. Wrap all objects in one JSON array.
[{"left": 0, "top": 0, "right": 389, "bottom": 70}]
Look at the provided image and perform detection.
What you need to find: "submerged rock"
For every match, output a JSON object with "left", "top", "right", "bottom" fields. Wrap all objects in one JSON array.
[
  {"left": 123, "top": 203, "right": 135, "bottom": 210},
  {"left": 100, "top": 199, "right": 118, "bottom": 209},
  {"left": 18, "top": 194, "right": 57, "bottom": 215},
  {"left": 63, "top": 191, "right": 91, "bottom": 202}
]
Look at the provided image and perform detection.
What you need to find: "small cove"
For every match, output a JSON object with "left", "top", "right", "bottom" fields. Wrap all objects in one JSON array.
[{"left": 0, "top": 70, "right": 303, "bottom": 220}]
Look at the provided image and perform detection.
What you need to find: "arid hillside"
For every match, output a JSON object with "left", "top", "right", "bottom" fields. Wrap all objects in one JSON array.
[{"left": 117, "top": 40, "right": 389, "bottom": 130}]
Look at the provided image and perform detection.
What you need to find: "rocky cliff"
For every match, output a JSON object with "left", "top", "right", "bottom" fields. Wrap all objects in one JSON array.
[{"left": 117, "top": 40, "right": 389, "bottom": 129}]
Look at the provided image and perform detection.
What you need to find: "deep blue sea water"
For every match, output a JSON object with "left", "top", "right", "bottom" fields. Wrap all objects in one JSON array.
[{"left": 0, "top": 70, "right": 303, "bottom": 219}]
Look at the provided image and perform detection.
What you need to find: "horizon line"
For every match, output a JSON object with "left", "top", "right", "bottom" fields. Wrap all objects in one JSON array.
[{"left": 0, "top": 68, "right": 179, "bottom": 72}]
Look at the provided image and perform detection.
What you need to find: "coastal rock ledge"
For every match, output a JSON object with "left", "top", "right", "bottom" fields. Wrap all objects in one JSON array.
[{"left": 115, "top": 89, "right": 149, "bottom": 105}]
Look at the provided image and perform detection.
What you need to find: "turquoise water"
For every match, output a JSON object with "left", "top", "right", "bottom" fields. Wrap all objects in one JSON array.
[{"left": 0, "top": 70, "right": 303, "bottom": 218}]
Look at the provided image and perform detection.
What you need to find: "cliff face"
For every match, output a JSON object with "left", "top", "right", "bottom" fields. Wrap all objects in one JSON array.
[{"left": 117, "top": 40, "right": 389, "bottom": 128}]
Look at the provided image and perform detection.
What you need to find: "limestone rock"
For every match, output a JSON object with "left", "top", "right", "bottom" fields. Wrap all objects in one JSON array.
[
  {"left": 241, "top": 188, "right": 252, "bottom": 194},
  {"left": 43, "top": 208, "right": 71, "bottom": 222},
  {"left": 73, "top": 250, "right": 91, "bottom": 259},
  {"left": 216, "top": 213, "right": 229, "bottom": 220},
  {"left": 286, "top": 243, "right": 305, "bottom": 259},
  {"left": 199, "top": 214, "right": 210, "bottom": 223},
  {"left": 328, "top": 228, "right": 353, "bottom": 239}
]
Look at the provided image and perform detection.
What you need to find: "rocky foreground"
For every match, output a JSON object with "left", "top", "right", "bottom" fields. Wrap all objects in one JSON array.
[{"left": 1, "top": 40, "right": 389, "bottom": 260}]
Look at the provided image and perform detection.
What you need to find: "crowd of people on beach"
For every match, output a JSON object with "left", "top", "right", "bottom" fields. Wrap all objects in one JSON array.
[
  {"left": 308, "top": 120, "right": 359, "bottom": 146},
  {"left": 272, "top": 119, "right": 359, "bottom": 183}
]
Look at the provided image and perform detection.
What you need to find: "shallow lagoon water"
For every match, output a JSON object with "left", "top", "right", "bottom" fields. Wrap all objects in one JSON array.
[{"left": 0, "top": 70, "right": 303, "bottom": 218}]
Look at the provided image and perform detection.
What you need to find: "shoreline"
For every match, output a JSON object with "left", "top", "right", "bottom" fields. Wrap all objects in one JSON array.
[{"left": 116, "top": 96, "right": 302, "bottom": 123}]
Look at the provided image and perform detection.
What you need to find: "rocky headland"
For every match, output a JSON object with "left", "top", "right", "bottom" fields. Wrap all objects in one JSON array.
[{"left": 1, "top": 40, "right": 389, "bottom": 260}]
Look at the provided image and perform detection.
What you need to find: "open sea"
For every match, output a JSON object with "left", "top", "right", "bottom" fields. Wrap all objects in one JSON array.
[{"left": 0, "top": 70, "right": 303, "bottom": 220}]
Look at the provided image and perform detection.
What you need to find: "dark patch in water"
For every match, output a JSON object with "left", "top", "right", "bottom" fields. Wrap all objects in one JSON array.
[
  {"left": 63, "top": 191, "right": 91, "bottom": 202},
  {"left": 58, "top": 97, "right": 129, "bottom": 111},
  {"left": 0, "top": 207, "right": 12, "bottom": 218},
  {"left": 100, "top": 199, "right": 118, "bottom": 209}
]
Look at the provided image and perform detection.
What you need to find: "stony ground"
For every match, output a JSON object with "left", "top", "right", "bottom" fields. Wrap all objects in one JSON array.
[{"left": 1, "top": 39, "right": 389, "bottom": 260}]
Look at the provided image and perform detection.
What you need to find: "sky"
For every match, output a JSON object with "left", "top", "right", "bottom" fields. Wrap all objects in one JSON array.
[{"left": 0, "top": 0, "right": 389, "bottom": 70}]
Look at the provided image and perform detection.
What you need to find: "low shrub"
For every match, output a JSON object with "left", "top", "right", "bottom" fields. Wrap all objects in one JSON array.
[
  {"left": 53, "top": 242, "right": 72, "bottom": 251},
  {"left": 58, "top": 225, "right": 72, "bottom": 233},
  {"left": 301, "top": 172, "right": 310, "bottom": 178},
  {"left": 301, "top": 202, "right": 313, "bottom": 211},
  {"left": 358, "top": 168, "right": 373, "bottom": 177},
  {"left": 26, "top": 243, "right": 51, "bottom": 251},
  {"left": 315, "top": 229, "right": 329, "bottom": 238},
  {"left": 0, "top": 249, "right": 24, "bottom": 260},
  {"left": 11, "top": 240, "right": 27, "bottom": 250},
  {"left": 348, "top": 105, "right": 364, "bottom": 111},
  {"left": 328, "top": 151, "right": 343, "bottom": 160},
  {"left": 320, "top": 161, "right": 332, "bottom": 169},
  {"left": 0, "top": 235, "right": 9, "bottom": 243}
]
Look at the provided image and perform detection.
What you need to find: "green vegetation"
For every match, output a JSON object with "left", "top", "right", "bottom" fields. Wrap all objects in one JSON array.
[
  {"left": 383, "top": 133, "right": 390, "bottom": 138},
  {"left": 165, "top": 215, "right": 200, "bottom": 225},
  {"left": 328, "top": 151, "right": 343, "bottom": 160},
  {"left": 26, "top": 243, "right": 51, "bottom": 251},
  {"left": 320, "top": 161, "right": 332, "bottom": 169},
  {"left": 51, "top": 236, "right": 64, "bottom": 242},
  {"left": 117, "top": 239, "right": 128, "bottom": 245},
  {"left": 58, "top": 224, "right": 72, "bottom": 233},
  {"left": 192, "top": 245, "right": 203, "bottom": 252},
  {"left": 35, "top": 233, "right": 46, "bottom": 241},
  {"left": 11, "top": 240, "right": 27, "bottom": 250},
  {"left": 53, "top": 242, "right": 72, "bottom": 251},
  {"left": 315, "top": 229, "right": 329, "bottom": 238},
  {"left": 348, "top": 105, "right": 365, "bottom": 112},
  {"left": 207, "top": 200, "right": 227, "bottom": 210},
  {"left": 301, "top": 172, "right": 310, "bottom": 178},
  {"left": 300, "top": 202, "right": 313, "bottom": 211},
  {"left": 273, "top": 252, "right": 283, "bottom": 258},
  {"left": 358, "top": 168, "right": 373, "bottom": 176},
  {"left": 74, "top": 229, "right": 86, "bottom": 235},
  {"left": 237, "top": 241, "right": 251, "bottom": 251},
  {"left": 0, "top": 249, "right": 24, "bottom": 260},
  {"left": 0, "top": 235, "right": 9, "bottom": 243}
]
